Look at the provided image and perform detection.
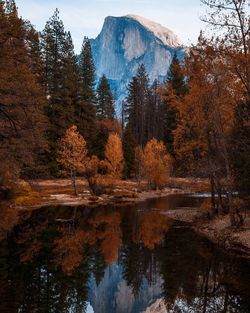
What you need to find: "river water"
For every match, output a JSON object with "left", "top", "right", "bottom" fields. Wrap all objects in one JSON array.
[{"left": 0, "top": 194, "right": 249, "bottom": 313}]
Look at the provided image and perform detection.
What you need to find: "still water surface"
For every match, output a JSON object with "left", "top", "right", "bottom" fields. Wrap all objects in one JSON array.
[{"left": 0, "top": 194, "right": 249, "bottom": 313}]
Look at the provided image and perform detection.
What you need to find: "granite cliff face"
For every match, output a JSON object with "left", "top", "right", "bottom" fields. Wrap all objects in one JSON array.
[{"left": 90, "top": 15, "right": 186, "bottom": 111}]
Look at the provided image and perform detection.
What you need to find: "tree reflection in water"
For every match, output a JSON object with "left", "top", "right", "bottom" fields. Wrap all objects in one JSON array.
[{"left": 0, "top": 199, "right": 249, "bottom": 313}]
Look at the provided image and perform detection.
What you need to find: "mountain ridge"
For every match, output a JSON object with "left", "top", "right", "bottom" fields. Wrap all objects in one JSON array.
[{"left": 125, "top": 14, "right": 182, "bottom": 47}]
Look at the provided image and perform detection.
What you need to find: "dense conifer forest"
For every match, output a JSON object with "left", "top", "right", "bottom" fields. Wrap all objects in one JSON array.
[{"left": 0, "top": 0, "right": 249, "bottom": 227}]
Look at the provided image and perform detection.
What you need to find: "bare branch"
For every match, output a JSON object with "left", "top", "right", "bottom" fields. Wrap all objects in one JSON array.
[{"left": 201, "top": 0, "right": 237, "bottom": 11}]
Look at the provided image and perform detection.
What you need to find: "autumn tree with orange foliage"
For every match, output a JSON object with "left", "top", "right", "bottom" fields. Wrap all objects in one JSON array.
[
  {"left": 168, "top": 37, "right": 241, "bottom": 224},
  {"left": 92, "top": 118, "right": 121, "bottom": 159},
  {"left": 105, "top": 133, "right": 124, "bottom": 178},
  {"left": 201, "top": 0, "right": 250, "bottom": 101},
  {"left": 141, "top": 139, "right": 172, "bottom": 190},
  {"left": 58, "top": 128, "right": 122, "bottom": 196},
  {"left": 83, "top": 155, "right": 114, "bottom": 195},
  {"left": 58, "top": 129, "right": 105, "bottom": 196},
  {"left": 58, "top": 125, "right": 88, "bottom": 195},
  {"left": 201, "top": 0, "right": 250, "bottom": 194},
  {"left": 0, "top": 1, "right": 47, "bottom": 194}
]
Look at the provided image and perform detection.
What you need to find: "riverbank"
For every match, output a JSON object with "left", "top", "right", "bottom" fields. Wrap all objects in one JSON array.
[
  {"left": 14, "top": 177, "right": 210, "bottom": 210},
  {"left": 0, "top": 177, "right": 208, "bottom": 241},
  {"left": 165, "top": 207, "right": 250, "bottom": 259},
  {"left": 9, "top": 177, "right": 250, "bottom": 259}
]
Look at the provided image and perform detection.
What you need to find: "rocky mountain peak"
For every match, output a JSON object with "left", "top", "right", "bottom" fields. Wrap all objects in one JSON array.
[
  {"left": 90, "top": 15, "right": 186, "bottom": 112},
  {"left": 125, "top": 14, "right": 182, "bottom": 47}
]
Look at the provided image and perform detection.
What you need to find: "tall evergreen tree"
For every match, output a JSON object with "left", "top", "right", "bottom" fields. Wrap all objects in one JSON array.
[
  {"left": 0, "top": 0, "right": 47, "bottom": 189},
  {"left": 125, "top": 64, "right": 149, "bottom": 146},
  {"left": 61, "top": 31, "right": 79, "bottom": 124},
  {"left": 41, "top": 9, "right": 65, "bottom": 112},
  {"left": 77, "top": 37, "right": 96, "bottom": 145},
  {"left": 41, "top": 9, "right": 77, "bottom": 134},
  {"left": 24, "top": 22, "right": 44, "bottom": 83},
  {"left": 96, "top": 74, "right": 115, "bottom": 120},
  {"left": 41, "top": 10, "right": 78, "bottom": 175},
  {"left": 122, "top": 126, "right": 136, "bottom": 178},
  {"left": 167, "top": 53, "right": 187, "bottom": 96},
  {"left": 145, "top": 80, "right": 165, "bottom": 143},
  {"left": 162, "top": 53, "right": 187, "bottom": 156}
]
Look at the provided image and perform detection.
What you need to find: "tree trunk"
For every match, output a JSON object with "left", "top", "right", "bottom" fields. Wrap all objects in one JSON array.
[
  {"left": 209, "top": 173, "right": 216, "bottom": 214},
  {"left": 212, "top": 107, "right": 235, "bottom": 224},
  {"left": 221, "top": 137, "right": 235, "bottom": 225},
  {"left": 214, "top": 177, "right": 225, "bottom": 214},
  {"left": 71, "top": 169, "right": 77, "bottom": 196},
  {"left": 207, "top": 131, "right": 217, "bottom": 214}
]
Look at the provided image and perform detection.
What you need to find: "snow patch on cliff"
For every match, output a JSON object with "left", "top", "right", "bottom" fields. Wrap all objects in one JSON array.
[{"left": 126, "top": 14, "right": 182, "bottom": 47}]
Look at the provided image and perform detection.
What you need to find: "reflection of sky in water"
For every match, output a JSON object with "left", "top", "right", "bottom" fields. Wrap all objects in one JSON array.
[{"left": 87, "top": 303, "right": 94, "bottom": 313}]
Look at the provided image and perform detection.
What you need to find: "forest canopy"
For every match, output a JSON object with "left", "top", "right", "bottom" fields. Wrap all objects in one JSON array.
[{"left": 0, "top": 0, "right": 249, "bottom": 226}]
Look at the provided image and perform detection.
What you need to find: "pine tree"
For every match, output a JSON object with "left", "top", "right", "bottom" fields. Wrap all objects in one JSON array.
[
  {"left": 96, "top": 74, "right": 115, "bottom": 120},
  {"left": 161, "top": 53, "right": 187, "bottom": 156},
  {"left": 77, "top": 37, "right": 96, "bottom": 144},
  {"left": 61, "top": 31, "right": 78, "bottom": 126},
  {"left": 167, "top": 53, "right": 187, "bottom": 96},
  {"left": 122, "top": 126, "right": 136, "bottom": 178},
  {"left": 41, "top": 9, "right": 65, "bottom": 114},
  {"left": 24, "top": 21, "right": 44, "bottom": 83},
  {"left": 91, "top": 118, "right": 120, "bottom": 160},
  {"left": 145, "top": 80, "right": 165, "bottom": 143},
  {"left": 41, "top": 10, "right": 78, "bottom": 175},
  {"left": 41, "top": 9, "right": 77, "bottom": 134},
  {"left": 0, "top": 0, "right": 47, "bottom": 190},
  {"left": 79, "top": 37, "right": 96, "bottom": 104},
  {"left": 125, "top": 64, "right": 149, "bottom": 146}
]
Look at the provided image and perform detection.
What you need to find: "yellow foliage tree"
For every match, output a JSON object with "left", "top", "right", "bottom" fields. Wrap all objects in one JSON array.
[
  {"left": 142, "top": 139, "right": 172, "bottom": 189},
  {"left": 104, "top": 133, "right": 124, "bottom": 178},
  {"left": 58, "top": 125, "right": 88, "bottom": 195}
]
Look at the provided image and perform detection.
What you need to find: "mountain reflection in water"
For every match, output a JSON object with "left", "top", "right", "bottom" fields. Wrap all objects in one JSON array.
[{"left": 0, "top": 195, "right": 249, "bottom": 313}]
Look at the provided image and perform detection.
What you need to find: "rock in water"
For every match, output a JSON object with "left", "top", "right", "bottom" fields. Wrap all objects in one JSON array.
[{"left": 90, "top": 15, "right": 186, "bottom": 113}]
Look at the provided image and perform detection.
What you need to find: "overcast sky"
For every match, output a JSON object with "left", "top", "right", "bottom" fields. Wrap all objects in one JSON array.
[{"left": 15, "top": 0, "right": 206, "bottom": 53}]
